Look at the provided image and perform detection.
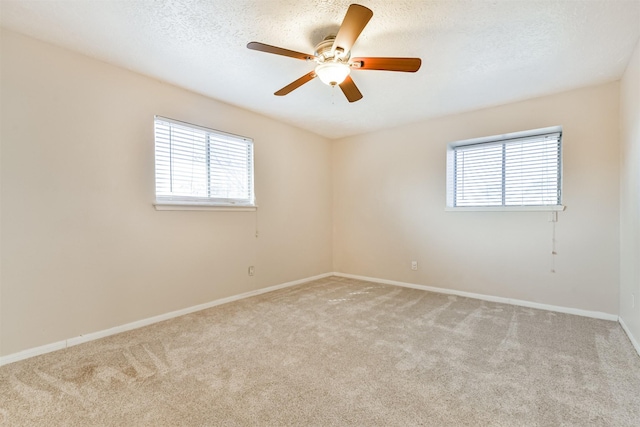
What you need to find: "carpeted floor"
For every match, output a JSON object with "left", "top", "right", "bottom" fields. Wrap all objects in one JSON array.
[{"left": 1, "top": 276, "right": 639, "bottom": 426}]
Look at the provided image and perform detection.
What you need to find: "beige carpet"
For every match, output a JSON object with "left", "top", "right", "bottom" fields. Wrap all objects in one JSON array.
[{"left": 1, "top": 276, "right": 639, "bottom": 426}]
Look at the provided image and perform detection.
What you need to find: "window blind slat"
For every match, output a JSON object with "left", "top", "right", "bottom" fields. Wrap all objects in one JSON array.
[
  {"left": 154, "top": 117, "right": 254, "bottom": 205},
  {"left": 451, "top": 130, "right": 561, "bottom": 207}
]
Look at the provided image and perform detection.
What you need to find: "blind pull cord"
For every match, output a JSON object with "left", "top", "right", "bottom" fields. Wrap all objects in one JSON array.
[
  {"left": 255, "top": 207, "right": 259, "bottom": 239},
  {"left": 550, "top": 212, "right": 557, "bottom": 273}
]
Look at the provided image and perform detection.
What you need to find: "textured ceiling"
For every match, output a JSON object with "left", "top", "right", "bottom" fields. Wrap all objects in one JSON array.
[{"left": 1, "top": 0, "right": 639, "bottom": 139}]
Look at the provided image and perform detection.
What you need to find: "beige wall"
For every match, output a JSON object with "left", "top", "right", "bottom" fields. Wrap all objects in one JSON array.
[
  {"left": 333, "top": 83, "right": 621, "bottom": 315},
  {"left": 0, "top": 30, "right": 333, "bottom": 356},
  {"left": 1, "top": 27, "right": 633, "bottom": 358},
  {"left": 620, "top": 39, "right": 640, "bottom": 344}
]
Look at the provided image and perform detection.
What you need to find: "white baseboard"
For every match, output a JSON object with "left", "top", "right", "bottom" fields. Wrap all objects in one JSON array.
[
  {"left": 2, "top": 272, "right": 630, "bottom": 366},
  {"left": 0, "top": 272, "right": 333, "bottom": 367},
  {"left": 619, "top": 316, "right": 640, "bottom": 357},
  {"left": 333, "top": 272, "right": 619, "bottom": 321},
  {"left": 0, "top": 341, "right": 69, "bottom": 367}
]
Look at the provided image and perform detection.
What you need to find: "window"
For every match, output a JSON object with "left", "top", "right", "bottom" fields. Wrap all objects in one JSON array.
[
  {"left": 154, "top": 116, "right": 254, "bottom": 209},
  {"left": 446, "top": 127, "right": 562, "bottom": 210}
]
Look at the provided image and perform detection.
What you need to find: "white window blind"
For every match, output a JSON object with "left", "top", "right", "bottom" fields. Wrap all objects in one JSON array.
[
  {"left": 154, "top": 116, "right": 254, "bottom": 206},
  {"left": 447, "top": 130, "right": 562, "bottom": 208}
]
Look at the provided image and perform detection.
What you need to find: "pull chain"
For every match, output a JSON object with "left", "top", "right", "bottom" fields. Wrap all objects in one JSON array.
[{"left": 550, "top": 212, "right": 557, "bottom": 273}]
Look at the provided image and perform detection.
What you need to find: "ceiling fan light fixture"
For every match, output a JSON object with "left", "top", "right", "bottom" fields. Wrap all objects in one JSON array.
[{"left": 315, "top": 62, "right": 350, "bottom": 86}]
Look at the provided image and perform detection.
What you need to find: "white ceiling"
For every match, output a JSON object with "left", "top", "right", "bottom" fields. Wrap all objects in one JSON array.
[{"left": 1, "top": 0, "right": 639, "bottom": 139}]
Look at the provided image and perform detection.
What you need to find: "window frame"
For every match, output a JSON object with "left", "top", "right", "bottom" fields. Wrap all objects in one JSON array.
[
  {"left": 446, "top": 126, "right": 565, "bottom": 212},
  {"left": 153, "top": 116, "right": 256, "bottom": 211}
]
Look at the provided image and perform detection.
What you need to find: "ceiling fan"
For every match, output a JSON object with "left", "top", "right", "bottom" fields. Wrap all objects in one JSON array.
[{"left": 247, "top": 3, "right": 421, "bottom": 103}]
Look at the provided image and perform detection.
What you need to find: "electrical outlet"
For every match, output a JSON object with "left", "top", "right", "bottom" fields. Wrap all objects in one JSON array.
[
  {"left": 248, "top": 266, "right": 255, "bottom": 276},
  {"left": 411, "top": 260, "right": 418, "bottom": 271}
]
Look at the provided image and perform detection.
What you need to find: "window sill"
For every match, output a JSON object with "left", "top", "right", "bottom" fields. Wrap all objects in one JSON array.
[
  {"left": 154, "top": 203, "right": 257, "bottom": 212},
  {"left": 445, "top": 205, "right": 565, "bottom": 212}
]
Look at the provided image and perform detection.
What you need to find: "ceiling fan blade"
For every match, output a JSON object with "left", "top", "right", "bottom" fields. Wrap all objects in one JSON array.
[
  {"left": 351, "top": 57, "right": 422, "bottom": 72},
  {"left": 247, "top": 41, "right": 314, "bottom": 61},
  {"left": 332, "top": 4, "right": 373, "bottom": 54},
  {"left": 275, "top": 71, "right": 317, "bottom": 96},
  {"left": 339, "top": 75, "right": 363, "bottom": 103}
]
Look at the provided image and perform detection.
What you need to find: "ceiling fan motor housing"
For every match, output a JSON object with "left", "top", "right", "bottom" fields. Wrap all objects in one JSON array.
[{"left": 314, "top": 35, "right": 350, "bottom": 63}]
